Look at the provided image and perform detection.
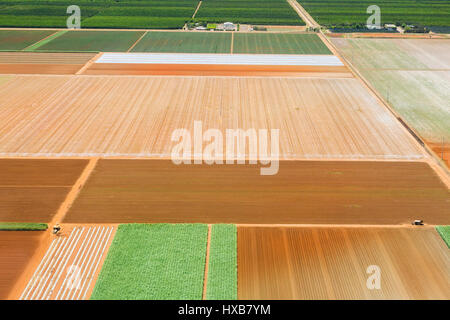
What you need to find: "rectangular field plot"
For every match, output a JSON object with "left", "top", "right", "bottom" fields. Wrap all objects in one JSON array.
[
  {"left": 332, "top": 38, "right": 450, "bottom": 165},
  {"left": 65, "top": 160, "right": 450, "bottom": 225},
  {"left": 298, "top": 0, "right": 450, "bottom": 30},
  {"left": 0, "top": 30, "right": 54, "bottom": 51},
  {"left": 20, "top": 225, "right": 115, "bottom": 300},
  {"left": 206, "top": 224, "right": 237, "bottom": 300},
  {"left": 131, "top": 31, "right": 232, "bottom": 53},
  {"left": 0, "top": 75, "right": 423, "bottom": 159},
  {"left": 195, "top": 0, "right": 305, "bottom": 26},
  {"left": 91, "top": 224, "right": 208, "bottom": 300},
  {"left": 0, "top": 231, "right": 43, "bottom": 299},
  {"left": 35, "top": 31, "right": 145, "bottom": 52},
  {"left": 0, "top": 1, "right": 198, "bottom": 29},
  {"left": 0, "top": 52, "right": 96, "bottom": 74},
  {"left": 0, "top": 159, "right": 87, "bottom": 222},
  {"left": 238, "top": 226, "right": 450, "bottom": 299},
  {"left": 233, "top": 33, "right": 331, "bottom": 54},
  {"left": 87, "top": 52, "right": 348, "bottom": 76}
]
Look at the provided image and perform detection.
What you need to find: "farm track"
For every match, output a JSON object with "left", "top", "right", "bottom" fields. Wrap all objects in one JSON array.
[
  {"left": 20, "top": 225, "right": 115, "bottom": 300},
  {"left": 238, "top": 226, "right": 450, "bottom": 299},
  {"left": 65, "top": 160, "right": 450, "bottom": 225},
  {"left": 0, "top": 75, "right": 424, "bottom": 159},
  {"left": 287, "top": 0, "right": 319, "bottom": 28}
]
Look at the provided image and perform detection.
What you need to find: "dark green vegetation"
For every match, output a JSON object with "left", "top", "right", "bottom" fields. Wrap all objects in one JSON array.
[
  {"left": 0, "top": 222, "right": 48, "bottom": 231},
  {"left": 0, "top": 30, "right": 332, "bottom": 53},
  {"left": 35, "top": 30, "right": 144, "bottom": 52},
  {"left": 195, "top": 0, "right": 305, "bottom": 25},
  {"left": 0, "top": 30, "right": 54, "bottom": 50},
  {"left": 234, "top": 33, "right": 331, "bottom": 54},
  {"left": 132, "top": 31, "right": 231, "bottom": 53},
  {"left": 436, "top": 226, "right": 450, "bottom": 248},
  {"left": 299, "top": 0, "right": 450, "bottom": 30},
  {"left": 91, "top": 224, "right": 208, "bottom": 300},
  {"left": 206, "top": 224, "right": 237, "bottom": 300},
  {"left": 0, "top": 0, "right": 199, "bottom": 29}
]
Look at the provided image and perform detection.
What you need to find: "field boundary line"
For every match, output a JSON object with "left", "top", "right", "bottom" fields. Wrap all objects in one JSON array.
[
  {"left": 50, "top": 158, "right": 99, "bottom": 225},
  {"left": 76, "top": 52, "right": 103, "bottom": 75},
  {"left": 126, "top": 31, "right": 148, "bottom": 53},
  {"left": 192, "top": 1, "right": 202, "bottom": 19},
  {"left": 318, "top": 32, "right": 450, "bottom": 185},
  {"left": 23, "top": 30, "right": 68, "bottom": 52},
  {"left": 202, "top": 224, "right": 212, "bottom": 300},
  {"left": 287, "top": 0, "right": 319, "bottom": 28},
  {"left": 230, "top": 32, "right": 234, "bottom": 54}
]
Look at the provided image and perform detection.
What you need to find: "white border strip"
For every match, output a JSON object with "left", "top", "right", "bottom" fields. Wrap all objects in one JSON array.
[{"left": 96, "top": 53, "right": 344, "bottom": 66}]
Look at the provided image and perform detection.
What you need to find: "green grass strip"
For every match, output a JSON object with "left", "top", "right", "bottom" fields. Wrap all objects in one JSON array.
[
  {"left": 206, "top": 224, "right": 237, "bottom": 300},
  {"left": 23, "top": 30, "right": 68, "bottom": 52},
  {"left": 436, "top": 226, "right": 450, "bottom": 248},
  {"left": 0, "top": 222, "right": 48, "bottom": 231},
  {"left": 91, "top": 223, "right": 208, "bottom": 300}
]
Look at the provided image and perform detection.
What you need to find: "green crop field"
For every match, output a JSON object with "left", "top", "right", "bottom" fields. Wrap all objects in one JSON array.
[
  {"left": 195, "top": 0, "right": 305, "bottom": 25},
  {"left": 91, "top": 224, "right": 208, "bottom": 300},
  {"left": 0, "top": 222, "right": 48, "bottom": 231},
  {"left": 206, "top": 224, "right": 237, "bottom": 300},
  {"left": 332, "top": 38, "right": 450, "bottom": 144},
  {"left": 436, "top": 226, "right": 450, "bottom": 248},
  {"left": 132, "top": 31, "right": 231, "bottom": 53},
  {"left": 298, "top": 0, "right": 450, "bottom": 30},
  {"left": 0, "top": 30, "right": 54, "bottom": 50},
  {"left": 0, "top": 0, "right": 199, "bottom": 29},
  {"left": 234, "top": 33, "right": 331, "bottom": 54},
  {"left": 35, "top": 30, "right": 144, "bottom": 52}
]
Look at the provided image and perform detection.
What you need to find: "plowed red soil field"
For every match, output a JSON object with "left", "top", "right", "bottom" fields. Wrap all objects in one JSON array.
[
  {"left": 0, "top": 64, "right": 84, "bottom": 75},
  {"left": 0, "top": 159, "right": 87, "bottom": 222},
  {"left": 84, "top": 63, "right": 351, "bottom": 77},
  {"left": 0, "top": 75, "right": 424, "bottom": 159},
  {"left": 0, "top": 231, "right": 44, "bottom": 299},
  {"left": 64, "top": 160, "right": 450, "bottom": 225},
  {"left": 0, "top": 53, "right": 96, "bottom": 75},
  {"left": 238, "top": 226, "right": 450, "bottom": 299}
]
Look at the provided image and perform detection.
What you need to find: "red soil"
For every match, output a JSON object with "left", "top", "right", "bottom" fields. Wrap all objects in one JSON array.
[{"left": 84, "top": 63, "right": 351, "bottom": 77}]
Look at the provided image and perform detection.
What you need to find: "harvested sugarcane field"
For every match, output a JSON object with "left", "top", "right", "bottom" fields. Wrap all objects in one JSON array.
[{"left": 0, "top": 0, "right": 449, "bottom": 308}]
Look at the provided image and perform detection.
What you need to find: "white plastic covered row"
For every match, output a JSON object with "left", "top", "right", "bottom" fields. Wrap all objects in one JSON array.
[{"left": 96, "top": 53, "right": 344, "bottom": 66}]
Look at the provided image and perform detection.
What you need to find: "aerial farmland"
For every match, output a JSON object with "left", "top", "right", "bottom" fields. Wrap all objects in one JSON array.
[{"left": 0, "top": 0, "right": 448, "bottom": 307}]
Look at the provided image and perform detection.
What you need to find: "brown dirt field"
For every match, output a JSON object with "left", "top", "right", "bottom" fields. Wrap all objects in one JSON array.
[
  {"left": 0, "top": 52, "right": 96, "bottom": 64},
  {"left": 64, "top": 160, "right": 450, "bottom": 225},
  {"left": 0, "top": 64, "right": 84, "bottom": 75},
  {"left": 0, "top": 187, "right": 74, "bottom": 222},
  {"left": 83, "top": 63, "right": 351, "bottom": 77},
  {"left": 238, "top": 226, "right": 450, "bottom": 299},
  {"left": 0, "top": 159, "right": 88, "bottom": 185},
  {"left": 0, "top": 52, "right": 96, "bottom": 75},
  {"left": 0, "top": 159, "right": 87, "bottom": 222},
  {"left": 20, "top": 225, "right": 116, "bottom": 300},
  {"left": 0, "top": 231, "right": 44, "bottom": 299},
  {"left": 0, "top": 75, "right": 424, "bottom": 159}
]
